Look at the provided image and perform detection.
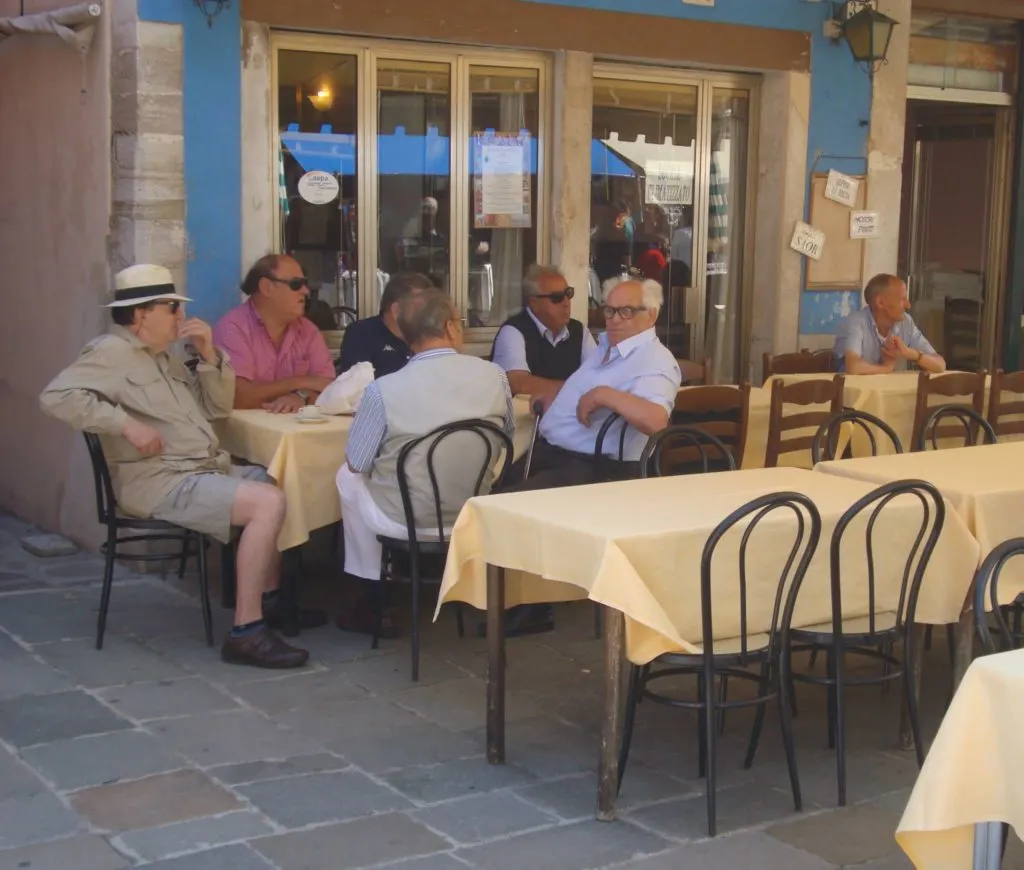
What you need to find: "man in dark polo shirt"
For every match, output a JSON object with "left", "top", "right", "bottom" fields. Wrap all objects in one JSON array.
[
  {"left": 337, "top": 272, "right": 434, "bottom": 378},
  {"left": 490, "top": 264, "right": 597, "bottom": 397}
]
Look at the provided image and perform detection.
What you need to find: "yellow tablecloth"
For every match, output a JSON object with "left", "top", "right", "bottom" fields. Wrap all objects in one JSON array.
[
  {"left": 815, "top": 443, "right": 1024, "bottom": 605},
  {"left": 768, "top": 373, "right": 1011, "bottom": 456},
  {"left": 216, "top": 397, "right": 535, "bottom": 551},
  {"left": 897, "top": 648, "right": 1024, "bottom": 869},
  {"left": 438, "top": 467, "right": 980, "bottom": 664}
]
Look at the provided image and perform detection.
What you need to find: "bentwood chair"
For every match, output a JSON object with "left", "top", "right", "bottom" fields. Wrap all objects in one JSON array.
[
  {"left": 83, "top": 433, "right": 212, "bottom": 650},
  {"left": 786, "top": 480, "right": 945, "bottom": 806},
  {"left": 910, "top": 370, "right": 987, "bottom": 451},
  {"left": 974, "top": 538, "right": 1024, "bottom": 655},
  {"left": 639, "top": 425, "right": 737, "bottom": 478},
  {"left": 917, "top": 404, "right": 997, "bottom": 453},
  {"left": 618, "top": 491, "right": 821, "bottom": 836},
  {"left": 375, "top": 419, "right": 513, "bottom": 681},
  {"left": 811, "top": 409, "right": 903, "bottom": 465}
]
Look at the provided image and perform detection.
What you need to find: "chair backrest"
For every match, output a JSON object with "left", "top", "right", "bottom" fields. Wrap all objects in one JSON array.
[
  {"left": 765, "top": 375, "right": 845, "bottom": 467},
  {"left": 82, "top": 433, "right": 116, "bottom": 526},
  {"left": 911, "top": 370, "right": 986, "bottom": 451},
  {"left": 672, "top": 384, "right": 751, "bottom": 469},
  {"left": 987, "top": 369, "right": 1024, "bottom": 439},
  {"left": 591, "top": 412, "right": 638, "bottom": 483},
  {"left": 394, "top": 419, "right": 514, "bottom": 545},
  {"left": 786, "top": 480, "right": 945, "bottom": 647},
  {"left": 763, "top": 349, "right": 835, "bottom": 377},
  {"left": 332, "top": 306, "right": 358, "bottom": 329},
  {"left": 917, "top": 404, "right": 998, "bottom": 452},
  {"left": 639, "top": 425, "right": 737, "bottom": 478},
  {"left": 677, "top": 357, "right": 712, "bottom": 386},
  {"left": 701, "top": 491, "right": 821, "bottom": 667},
  {"left": 811, "top": 409, "right": 903, "bottom": 465},
  {"left": 973, "top": 537, "right": 1024, "bottom": 654}
]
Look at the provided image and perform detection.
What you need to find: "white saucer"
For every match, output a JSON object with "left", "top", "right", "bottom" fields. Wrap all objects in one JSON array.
[{"left": 296, "top": 414, "right": 328, "bottom": 425}]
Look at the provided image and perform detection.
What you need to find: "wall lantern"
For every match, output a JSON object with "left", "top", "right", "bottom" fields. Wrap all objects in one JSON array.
[
  {"left": 826, "top": 0, "right": 898, "bottom": 79},
  {"left": 192, "top": 0, "right": 230, "bottom": 28}
]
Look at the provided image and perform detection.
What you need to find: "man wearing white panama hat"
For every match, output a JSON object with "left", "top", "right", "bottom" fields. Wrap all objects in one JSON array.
[{"left": 40, "top": 264, "right": 309, "bottom": 669}]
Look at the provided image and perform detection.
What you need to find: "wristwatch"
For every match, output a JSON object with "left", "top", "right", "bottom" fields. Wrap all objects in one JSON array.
[
  {"left": 293, "top": 389, "right": 310, "bottom": 405},
  {"left": 914, "top": 350, "right": 923, "bottom": 363}
]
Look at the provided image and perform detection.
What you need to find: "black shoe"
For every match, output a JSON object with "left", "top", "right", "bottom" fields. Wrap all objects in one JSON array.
[
  {"left": 264, "top": 596, "right": 328, "bottom": 638},
  {"left": 478, "top": 604, "right": 555, "bottom": 638},
  {"left": 221, "top": 628, "right": 309, "bottom": 669}
]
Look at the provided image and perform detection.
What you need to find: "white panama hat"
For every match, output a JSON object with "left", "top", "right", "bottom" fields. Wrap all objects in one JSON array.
[{"left": 105, "top": 264, "right": 193, "bottom": 308}]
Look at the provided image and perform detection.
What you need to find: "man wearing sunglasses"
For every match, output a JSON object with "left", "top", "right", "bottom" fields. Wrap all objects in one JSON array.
[
  {"left": 213, "top": 254, "right": 336, "bottom": 414},
  {"left": 41, "top": 265, "right": 310, "bottom": 669},
  {"left": 491, "top": 264, "right": 596, "bottom": 398}
]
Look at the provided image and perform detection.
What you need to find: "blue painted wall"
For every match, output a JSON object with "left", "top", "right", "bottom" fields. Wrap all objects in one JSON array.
[
  {"left": 138, "top": 0, "right": 241, "bottom": 325},
  {"left": 139, "top": 0, "right": 870, "bottom": 330}
]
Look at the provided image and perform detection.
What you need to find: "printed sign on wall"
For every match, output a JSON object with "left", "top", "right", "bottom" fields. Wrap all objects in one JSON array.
[
  {"left": 297, "top": 171, "right": 340, "bottom": 205},
  {"left": 790, "top": 222, "right": 825, "bottom": 261},
  {"left": 824, "top": 170, "right": 860, "bottom": 208}
]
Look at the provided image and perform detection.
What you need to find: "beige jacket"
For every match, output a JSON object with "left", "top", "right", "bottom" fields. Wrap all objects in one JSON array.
[{"left": 40, "top": 326, "right": 236, "bottom": 517}]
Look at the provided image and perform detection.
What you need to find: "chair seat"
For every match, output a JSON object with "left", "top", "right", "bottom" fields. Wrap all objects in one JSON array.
[
  {"left": 659, "top": 632, "right": 772, "bottom": 663},
  {"left": 111, "top": 513, "right": 192, "bottom": 533},
  {"left": 376, "top": 535, "right": 449, "bottom": 555},
  {"left": 791, "top": 611, "right": 898, "bottom": 642}
]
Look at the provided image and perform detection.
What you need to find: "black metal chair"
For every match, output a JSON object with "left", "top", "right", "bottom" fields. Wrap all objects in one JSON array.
[
  {"left": 593, "top": 412, "right": 631, "bottom": 482},
  {"left": 83, "top": 433, "right": 212, "bottom": 650},
  {"left": 973, "top": 538, "right": 1024, "bottom": 655},
  {"left": 917, "top": 404, "right": 998, "bottom": 452},
  {"left": 639, "top": 425, "right": 737, "bottom": 478},
  {"left": 375, "top": 419, "right": 514, "bottom": 681},
  {"left": 332, "top": 305, "right": 358, "bottom": 329},
  {"left": 618, "top": 491, "right": 822, "bottom": 837},
  {"left": 811, "top": 409, "right": 903, "bottom": 465},
  {"left": 786, "top": 480, "right": 945, "bottom": 807}
]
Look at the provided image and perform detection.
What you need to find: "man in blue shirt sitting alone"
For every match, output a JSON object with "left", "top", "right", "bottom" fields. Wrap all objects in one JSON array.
[
  {"left": 833, "top": 274, "right": 946, "bottom": 375},
  {"left": 337, "top": 272, "right": 434, "bottom": 378}
]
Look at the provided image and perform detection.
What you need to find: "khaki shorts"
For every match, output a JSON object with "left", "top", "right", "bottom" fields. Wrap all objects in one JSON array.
[{"left": 151, "top": 465, "right": 272, "bottom": 544}]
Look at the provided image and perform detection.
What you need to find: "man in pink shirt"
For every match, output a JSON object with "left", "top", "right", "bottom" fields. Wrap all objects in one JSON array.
[{"left": 214, "top": 254, "right": 337, "bottom": 413}]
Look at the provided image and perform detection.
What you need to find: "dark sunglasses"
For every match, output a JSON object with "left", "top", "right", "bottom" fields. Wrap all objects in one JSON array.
[
  {"left": 267, "top": 275, "right": 309, "bottom": 291},
  {"left": 603, "top": 304, "right": 648, "bottom": 321},
  {"left": 535, "top": 287, "right": 575, "bottom": 304},
  {"left": 149, "top": 300, "right": 181, "bottom": 314}
]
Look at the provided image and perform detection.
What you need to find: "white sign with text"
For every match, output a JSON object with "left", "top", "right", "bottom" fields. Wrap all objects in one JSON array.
[
  {"left": 790, "top": 222, "right": 825, "bottom": 260},
  {"left": 850, "top": 210, "right": 880, "bottom": 239},
  {"left": 824, "top": 169, "right": 859, "bottom": 208},
  {"left": 297, "top": 170, "right": 339, "bottom": 205}
]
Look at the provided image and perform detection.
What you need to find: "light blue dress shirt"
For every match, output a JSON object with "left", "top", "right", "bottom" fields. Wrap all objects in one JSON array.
[
  {"left": 538, "top": 328, "right": 682, "bottom": 461},
  {"left": 833, "top": 307, "right": 936, "bottom": 373}
]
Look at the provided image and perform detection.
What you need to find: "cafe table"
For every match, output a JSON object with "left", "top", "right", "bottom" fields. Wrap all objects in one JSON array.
[
  {"left": 815, "top": 442, "right": 1024, "bottom": 686},
  {"left": 216, "top": 396, "right": 535, "bottom": 551},
  {"left": 896, "top": 648, "right": 1024, "bottom": 870},
  {"left": 436, "top": 466, "right": 980, "bottom": 820}
]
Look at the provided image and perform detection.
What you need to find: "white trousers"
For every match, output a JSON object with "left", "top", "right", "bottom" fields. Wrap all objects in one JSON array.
[{"left": 337, "top": 464, "right": 410, "bottom": 580}]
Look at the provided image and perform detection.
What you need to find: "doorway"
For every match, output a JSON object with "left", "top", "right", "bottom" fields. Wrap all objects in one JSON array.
[{"left": 898, "top": 100, "right": 1014, "bottom": 371}]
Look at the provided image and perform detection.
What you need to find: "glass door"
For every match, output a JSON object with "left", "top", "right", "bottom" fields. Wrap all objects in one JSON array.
[{"left": 590, "top": 68, "right": 755, "bottom": 381}]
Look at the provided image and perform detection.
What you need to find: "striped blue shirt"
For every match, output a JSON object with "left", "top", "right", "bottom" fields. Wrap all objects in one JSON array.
[{"left": 346, "top": 348, "right": 516, "bottom": 473}]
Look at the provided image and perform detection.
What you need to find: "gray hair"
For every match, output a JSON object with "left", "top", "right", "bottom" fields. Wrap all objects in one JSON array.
[
  {"left": 602, "top": 276, "right": 663, "bottom": 314},
  {"left": 397, "top": 288, "right": 455, "bottom": 345},
  {"left": 522, "top": 264, "right": 566, "bottom": 302}
]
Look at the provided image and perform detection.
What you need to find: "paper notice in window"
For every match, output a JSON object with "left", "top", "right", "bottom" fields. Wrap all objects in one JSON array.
[
  {"left": 824, "top": 170, "right": 859, "bottom": 208},
  {"left": 474, "top": 132, "right": 532, "bottom": 229},
  {"left": 644, "top": 160, "right": 694, "bottom": 206},
  {"left": 850, "top": 210, "right": 880, "bottom": 239},
  {"left": 790, "top": 222, "right": 825, "bottom": 260}
]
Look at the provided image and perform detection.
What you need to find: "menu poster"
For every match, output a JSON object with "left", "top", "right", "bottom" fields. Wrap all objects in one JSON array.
[{"left": 473, "top": 132, "right": 532, "bottom": 229}]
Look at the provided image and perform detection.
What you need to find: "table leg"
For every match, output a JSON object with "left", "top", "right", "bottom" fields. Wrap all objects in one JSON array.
[
  {"left": 220, "top": 539, "right": 237, "bottom": 610},
  {"left": 899, "top": 624, "right": 926, "bottom": 752},
  {"left": 973, "top": 822, "right": 1003, "bottom": 870},
  {"left": 486, "top": 564, "right": 506, "bottom": 765},
  {"left": 597, "top": 607, "right": 625, "bottom": 822}
]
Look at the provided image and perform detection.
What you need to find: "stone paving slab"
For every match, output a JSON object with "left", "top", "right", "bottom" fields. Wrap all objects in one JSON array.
[{"left": 0, "top": 515, "right": 999, "bottom": 869}]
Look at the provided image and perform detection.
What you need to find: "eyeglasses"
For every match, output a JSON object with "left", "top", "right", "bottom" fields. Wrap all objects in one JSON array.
[
  {"left": 267, "top": 275, "right": 309, "bottom": 292},
  {"left": 149, "top": 300, "right": 181, "bottom": 314},
  {"left": 602, "top": 304, "right": 648, "bottom": 321},
  {"left": 535, "top": 287, "right": 575, "bottom": 304}
]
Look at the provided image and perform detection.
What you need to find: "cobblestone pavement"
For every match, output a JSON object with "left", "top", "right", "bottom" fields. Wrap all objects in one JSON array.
[{"left": 0, "top": 514, "right": 1017, "bottom": 870}]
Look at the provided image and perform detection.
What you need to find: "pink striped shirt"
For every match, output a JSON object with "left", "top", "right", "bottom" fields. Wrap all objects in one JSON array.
[{"left": 213, "top": 300, "right": 335, "bottom": 383}]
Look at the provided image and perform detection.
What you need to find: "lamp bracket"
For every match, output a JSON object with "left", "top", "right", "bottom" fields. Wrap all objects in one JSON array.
[{"left": 192, "top": 0, "right": 230, "bottom": 28}]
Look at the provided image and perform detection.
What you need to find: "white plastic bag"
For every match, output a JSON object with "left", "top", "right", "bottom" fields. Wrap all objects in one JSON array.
[{"left": 315, "top": 362, "right": 374, "bottom": 415}]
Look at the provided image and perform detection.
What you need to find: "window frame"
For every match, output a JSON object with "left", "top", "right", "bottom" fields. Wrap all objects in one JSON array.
[{"left": 270, "top": 33, "right": 552, "bottom": 341}]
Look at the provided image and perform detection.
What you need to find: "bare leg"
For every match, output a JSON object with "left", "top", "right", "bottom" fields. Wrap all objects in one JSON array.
[{"left": 229, "top": 481, "right": 286, "bottom": 625}]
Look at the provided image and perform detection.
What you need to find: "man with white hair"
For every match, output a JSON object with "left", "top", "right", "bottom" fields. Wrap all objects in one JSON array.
[
  {"left": 490, "top": 264, "right": 597, "bottom": 398},
  {"left": 40, "top": 264, "right": 309, "bottom": 669}
]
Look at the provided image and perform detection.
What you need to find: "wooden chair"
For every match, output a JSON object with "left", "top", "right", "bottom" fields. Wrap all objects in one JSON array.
[
  {"left": 765, "top": 376, "right": 845, "bottom": 468},
  {"left": 678, "top": 357, "right": 713, "bottom": 386},
  {"left": 672, "top": 384, "right": 751, "bottom": 470},
  {"left": 763, "top": 349, "right": 835, "bottom": 378},
  {"left": 910, "top": 370, "right": 987, "bottom": 452},
  {"left": 987, "top": 370, "right": 1024, "bottom": 439}
]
